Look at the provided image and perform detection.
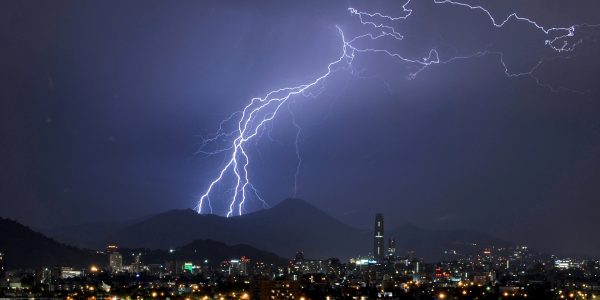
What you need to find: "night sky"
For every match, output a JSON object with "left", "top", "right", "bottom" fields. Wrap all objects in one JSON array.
[{"left": 2, "top": 1, "right": 600, "bottom": 257}]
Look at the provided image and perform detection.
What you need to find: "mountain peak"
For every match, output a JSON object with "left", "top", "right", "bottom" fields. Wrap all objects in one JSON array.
[
  {"left": 274, "top": 198, "right": 315, "bottom": 209},
  {"left": 251, "top": 198, "right": 329, "bottom": 219}
]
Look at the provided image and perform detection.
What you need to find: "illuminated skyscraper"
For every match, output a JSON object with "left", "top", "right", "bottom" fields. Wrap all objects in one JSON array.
[
  {"left": 109, "top": 252, "right": 123, "bottom": 273},
  {"left": 373, "top": 213, "right": 384, "bottom": 262}
]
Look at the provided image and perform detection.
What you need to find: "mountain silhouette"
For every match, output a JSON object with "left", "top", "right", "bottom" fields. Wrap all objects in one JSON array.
[
  {"left": 0, "top": 217, "right": 103, "bottom": 269},
  {"left": 0, "top": 218, "right": 286, "bottom": 270},
  {"left": 2, "top": 200, "right": 512, "bottom": 269},
  {"left": 103, "top": 199, "right": 511, "bottom": 261},
  {"left": 105, "top": 198, "right": 369, "bottom": 260}
]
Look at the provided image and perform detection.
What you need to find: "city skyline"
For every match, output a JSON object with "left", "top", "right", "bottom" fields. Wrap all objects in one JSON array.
[{"left": 1, "top": 211, "right": 599, "bottom": 299}]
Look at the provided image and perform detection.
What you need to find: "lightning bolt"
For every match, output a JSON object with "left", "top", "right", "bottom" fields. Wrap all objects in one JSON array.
[
  {"left": 433, "top": 0, "right": 581, "bottom": 52},
  {"left": 197, "top": 0, "right": 598, "bottom": 216},
  {"left": 287, "top": 102, "right": 302, "bottom": 198},
  {"left": 196, "top": 27, "right": 354, "bottom": 216}
]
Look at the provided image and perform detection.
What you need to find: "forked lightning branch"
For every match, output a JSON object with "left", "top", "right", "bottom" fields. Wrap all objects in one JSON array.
[{"left": 196, "top": 0, "right": 597, "bottom": 217}]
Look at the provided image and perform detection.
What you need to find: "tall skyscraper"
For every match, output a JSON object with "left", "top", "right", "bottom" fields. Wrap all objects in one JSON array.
[
  {"left": 373, "top": 213, "right": 384, "bottom": 262},
  {"left": 109, "top": 252, "right": 123, "bottom": 273}
]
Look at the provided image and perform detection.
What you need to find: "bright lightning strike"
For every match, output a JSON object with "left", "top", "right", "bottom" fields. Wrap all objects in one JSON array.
[
  {"left": 196, "top": 27, "right": 354, "bottom": 217},
  {"left": 197, "top": 0, "right": 598, "bottom": 216}
]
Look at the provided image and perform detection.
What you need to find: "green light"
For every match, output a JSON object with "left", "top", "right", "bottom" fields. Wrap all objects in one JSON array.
[{"left": 184, "top": 262, "right": 193, "bottom": 272}]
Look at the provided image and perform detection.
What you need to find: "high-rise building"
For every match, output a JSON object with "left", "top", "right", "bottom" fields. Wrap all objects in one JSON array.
[
  {"left": 109, "top": 252, "right": 123, "bottom": 273},
  {"left": 240, "top": 256, "right": 249, "bottom": 275},
  {"left": 229, "top": 259, "right": 241, "bottom": 275},
  {"left": 387, "top": 238, "right": 396, "bottom": 259},
  {"left": 132, "top": 253, "right": 142, "bottom": 273},
  {"left": 373, "top": 213, "right": 385, "bottom": 262},
  {"left": 36, "top": 268, "right": 52, "bottom": 285}
]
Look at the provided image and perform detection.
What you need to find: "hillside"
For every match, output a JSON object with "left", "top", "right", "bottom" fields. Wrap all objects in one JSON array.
[
  {"left": 0, "top": 217, "right": 103, "bottom": 269},
  {"left": 102, "top": 199, "right": 511, "bottom": 261}
]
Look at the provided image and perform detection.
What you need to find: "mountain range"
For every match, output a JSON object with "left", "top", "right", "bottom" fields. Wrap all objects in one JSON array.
[
  {"left": 1, "top": 198, "right": 514, "bottom": 270},
  {"left": 0, "top": 217, "right": 286, "bottom": 269},
  {"left": 51, "top": 198, "right": 512, "bottom": 261}
]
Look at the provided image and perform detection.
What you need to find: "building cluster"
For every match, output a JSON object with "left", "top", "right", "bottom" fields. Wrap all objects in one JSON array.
[{"left": 1, "top": 214, "right": 599, "bottom": 299}]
